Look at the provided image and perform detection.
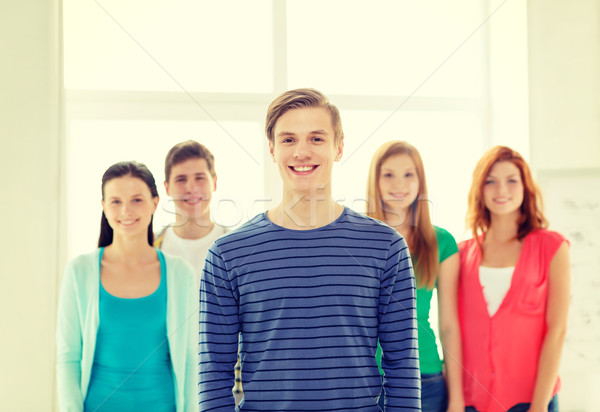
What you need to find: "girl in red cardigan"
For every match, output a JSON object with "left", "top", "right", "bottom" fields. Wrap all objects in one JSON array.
[{"left": 459, "top": 146, "right": 570, "bottom": 412}]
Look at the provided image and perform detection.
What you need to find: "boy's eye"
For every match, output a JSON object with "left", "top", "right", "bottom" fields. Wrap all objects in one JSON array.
[
  {"left": 111, "top": 200, "right": 120, "bottom": 204},
  {"left": 282, "top": 138, "right": 294, "bottom": 143}
]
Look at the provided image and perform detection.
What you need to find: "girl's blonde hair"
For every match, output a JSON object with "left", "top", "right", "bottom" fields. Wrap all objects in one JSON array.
[{"left": 366, "top": 141, "right": 439, "bottom": 289}]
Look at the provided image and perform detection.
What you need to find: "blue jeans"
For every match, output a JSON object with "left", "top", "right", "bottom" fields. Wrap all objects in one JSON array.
[
  {"left": 378, "top": 372, "right": 447, "bottom": 411},
  {"left": 465, "top": 394, "right": 558, "bottom": 412}
]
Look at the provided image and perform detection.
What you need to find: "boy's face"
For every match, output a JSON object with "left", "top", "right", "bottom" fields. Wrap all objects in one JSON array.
[
  {"left": 269, "top": 107, "right": 343, "bottom": 197},
  {"left": 165, "top": 158, "right": 216, "bottom": 220}
]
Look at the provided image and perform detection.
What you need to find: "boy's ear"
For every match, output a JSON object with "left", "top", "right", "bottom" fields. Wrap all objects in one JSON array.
[
  {"left": 268, "top": 139, "right": 276, "bottom": 162},
  {"left": 213, "top": 175, "right": 217, "bottom": 191},
  {"left": 335, "top": 139, "right": 344, "bottom": 162},
  {"left": 164, "top": 180, "right": 171, "bottom": 196}
]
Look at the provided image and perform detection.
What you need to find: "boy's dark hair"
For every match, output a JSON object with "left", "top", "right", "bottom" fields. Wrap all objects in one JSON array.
[{"left": 164, "top": 140, "right": 216, "bottom": 182}]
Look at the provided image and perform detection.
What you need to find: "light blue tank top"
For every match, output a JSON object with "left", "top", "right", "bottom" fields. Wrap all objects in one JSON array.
[{"left": 84, "top": 248, "right": 175, "bottom": 412}]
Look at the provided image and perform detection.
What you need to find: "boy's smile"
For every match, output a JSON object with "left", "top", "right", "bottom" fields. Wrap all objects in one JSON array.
[{"left": 269, "top": 107, "right": 343, "bottom": 198}]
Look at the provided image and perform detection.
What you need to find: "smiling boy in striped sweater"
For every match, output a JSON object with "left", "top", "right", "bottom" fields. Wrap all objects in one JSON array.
[{"left": 199, "top": 88, "right": 421, "bottom": 411}]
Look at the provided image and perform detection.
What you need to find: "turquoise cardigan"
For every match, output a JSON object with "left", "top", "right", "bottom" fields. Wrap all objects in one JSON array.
[{"left": 55, "top": 249, "right": 198, "bottom": 412}]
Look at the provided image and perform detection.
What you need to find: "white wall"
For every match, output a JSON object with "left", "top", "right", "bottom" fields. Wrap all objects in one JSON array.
[
  {"left": 528, "top": 0, "right": 600, "bottom": 170},
  {"left": 528, "top": 1, "right": 600, "bottom": 411},
  {"left": 0, "top": 0, "right": 63, "bottom": 410}
]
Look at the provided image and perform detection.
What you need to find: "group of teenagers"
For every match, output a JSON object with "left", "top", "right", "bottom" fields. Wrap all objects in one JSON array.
[{"left": 56, "top": 88, "right": 570, "bottom": 412}]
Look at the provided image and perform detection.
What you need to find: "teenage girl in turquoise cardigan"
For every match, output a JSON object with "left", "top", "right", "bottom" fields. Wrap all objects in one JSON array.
[{"left": 56, "top": 161, "right": 197, "bottom": 411}]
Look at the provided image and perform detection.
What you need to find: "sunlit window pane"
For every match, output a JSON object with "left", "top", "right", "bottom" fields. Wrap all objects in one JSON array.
[
  {"left": 63, "top": 0, "right": 273, "bottom": 93},
  {"left": 287, "top": 0, "right": 483, "bottom": 97}
]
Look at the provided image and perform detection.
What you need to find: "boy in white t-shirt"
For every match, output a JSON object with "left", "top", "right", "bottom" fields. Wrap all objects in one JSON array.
[
  {"left": 156, "top": 140, "right": 241, "bottom": 403},
  {"left": 155, "top": 140, "right": 228, "bottom": 278}
]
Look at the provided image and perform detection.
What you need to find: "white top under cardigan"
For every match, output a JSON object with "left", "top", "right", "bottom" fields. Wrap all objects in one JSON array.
[
  {"left": 479, "top": 265, "right": 515, "bottom": 316},
  {"left": 55, "top": 248, "right": 198, "bottom": 412}
]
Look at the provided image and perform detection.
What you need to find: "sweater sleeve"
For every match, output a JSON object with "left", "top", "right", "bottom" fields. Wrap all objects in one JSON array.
[
  {"left": 55, "top": 260, "right": 84, "bottom": 412},
  {"left": 198, "top": 244, "right": 239, "bottom": 411},
  {"left": 378, "top": 235, "right": 421, "bottom": 411}
]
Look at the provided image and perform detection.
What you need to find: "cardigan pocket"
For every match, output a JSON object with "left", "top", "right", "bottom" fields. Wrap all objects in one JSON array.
[{"left": 516, "top": 283, "right": 546, "bottom": 316}]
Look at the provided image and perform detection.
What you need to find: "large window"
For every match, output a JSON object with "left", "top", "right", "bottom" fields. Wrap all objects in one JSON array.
[
  {"left": 63, "top": 0, "right": 510, "bottom": 259},
  {"left": 64, "top": 0, "right": 274, "bottom": 93}
]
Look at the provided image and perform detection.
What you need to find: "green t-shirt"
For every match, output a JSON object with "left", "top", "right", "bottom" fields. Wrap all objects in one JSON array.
[{"left": 376, "top": 226, "right": 458, "bottom": 375}]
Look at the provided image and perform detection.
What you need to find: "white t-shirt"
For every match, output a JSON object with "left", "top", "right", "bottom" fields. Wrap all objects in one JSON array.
[
  {"left": 479, "top": 266, "right": 515, "bottom": 317},
  {"left": 160, "top": 224, "right": 228, "bottom": 282}
]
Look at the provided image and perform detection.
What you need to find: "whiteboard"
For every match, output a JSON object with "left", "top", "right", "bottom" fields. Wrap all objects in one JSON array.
[{"left": 538, "top": 169, "right": 600, "bottom": 412}]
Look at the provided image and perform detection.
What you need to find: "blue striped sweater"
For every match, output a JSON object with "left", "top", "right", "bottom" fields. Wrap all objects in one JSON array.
[{"left": 199, "top": 207, "right": 421, "bottom": 411}]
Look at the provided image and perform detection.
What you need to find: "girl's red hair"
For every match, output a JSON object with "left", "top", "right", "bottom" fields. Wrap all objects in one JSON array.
[{"left": 466, "top": 146, "right": 547, "bottom": 246}]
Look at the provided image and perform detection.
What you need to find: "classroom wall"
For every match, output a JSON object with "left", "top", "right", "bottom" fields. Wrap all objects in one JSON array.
[
  {"left": 528, "top": 0, "right": 600, "bottom": 170},
  {"left": 528, "top": 1, "right": 600, "bottom": 411},
  {"left": 0, "top": 0, "right": 62, "bottom": 410}
]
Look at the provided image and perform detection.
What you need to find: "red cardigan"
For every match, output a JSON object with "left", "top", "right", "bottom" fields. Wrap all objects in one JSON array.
[{"left": 458, "top": 229, "right": 566, "bottom": 412}]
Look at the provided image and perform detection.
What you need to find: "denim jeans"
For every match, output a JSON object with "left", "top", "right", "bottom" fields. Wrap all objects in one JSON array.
[
  {"left": 465, "top": 394, "right": 558, "bottom": 412},
  {"left": 421, "top": 372, "right": 448, "bottom": 411},
  {"left": 378, "top": 372, "right": 447, "bottom": 411}
]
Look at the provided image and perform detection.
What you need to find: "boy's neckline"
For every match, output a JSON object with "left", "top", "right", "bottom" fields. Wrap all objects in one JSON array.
[
  {"left": 172, "top": 220, "right": 215, "bottom": 240},
  {"left": 265, "top": 204, "right": 346, "bottom": 231}
]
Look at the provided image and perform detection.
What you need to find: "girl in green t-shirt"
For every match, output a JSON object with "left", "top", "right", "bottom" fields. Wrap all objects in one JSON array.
[{"left": 367, "top": 141, "right": 463, "bottom": 412}]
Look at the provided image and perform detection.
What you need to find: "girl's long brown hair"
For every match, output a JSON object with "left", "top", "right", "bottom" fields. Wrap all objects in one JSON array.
[
  {"left": 466, "top": 146, "right": 547, "bottom": 248},
  {"left": 366, "top": 141, "right": 439, "bottom": 289}
]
